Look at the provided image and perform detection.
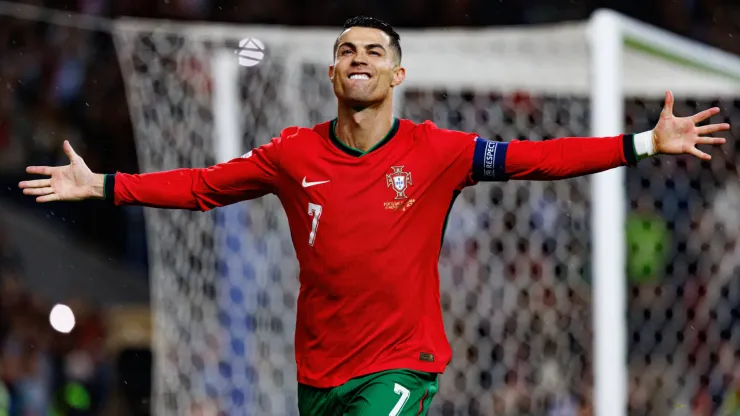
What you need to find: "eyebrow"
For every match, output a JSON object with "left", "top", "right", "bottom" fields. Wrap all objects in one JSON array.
[{"left": 337, "top": 42, "right": 387, "bottom": 52}]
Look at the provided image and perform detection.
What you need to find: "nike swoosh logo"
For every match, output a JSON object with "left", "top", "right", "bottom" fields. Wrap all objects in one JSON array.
[{"left": 302, "top": 177, "right": 330, "bottom": 188}]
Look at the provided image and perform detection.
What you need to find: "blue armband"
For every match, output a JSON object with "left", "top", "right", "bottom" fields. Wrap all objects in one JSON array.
[{"left": 472, "top": 137, "right": 509, "bottom": 182}]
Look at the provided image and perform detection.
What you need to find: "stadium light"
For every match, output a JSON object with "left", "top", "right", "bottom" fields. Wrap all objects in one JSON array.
[{"left": 49, "top": 303, "right": 76, "bottom": 334}]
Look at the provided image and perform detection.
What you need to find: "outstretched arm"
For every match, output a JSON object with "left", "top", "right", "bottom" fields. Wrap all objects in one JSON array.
[
  {"left": 19, "top": 139, "right": 282, "bottom": 211},
  {"left": 472, "top": 91, "right": 729, "bottom": 182},
  {"left": 508, "top": 90, "right": 729, "bottom": 180}
]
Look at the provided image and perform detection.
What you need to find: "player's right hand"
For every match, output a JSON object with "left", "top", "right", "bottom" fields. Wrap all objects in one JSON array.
[{"left": 19, "top": 140, "right": 103, "bottom": 203}]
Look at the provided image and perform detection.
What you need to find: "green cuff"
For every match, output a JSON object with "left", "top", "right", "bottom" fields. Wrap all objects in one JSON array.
[
  {"left": 104, "top": 174, "right": 116, "bottom": 202},
  {"left": 622, "top": 134, "right": 639, "bottom": 165}
]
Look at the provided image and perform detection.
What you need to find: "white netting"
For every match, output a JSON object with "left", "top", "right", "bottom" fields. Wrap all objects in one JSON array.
[
  {"left": 111, "top": 19, "right": 740, "bottom": 416},
  {"left": 112, "top": 30, "right": 224, "bottom": 415},
  {"left": 113, "top": 25, "right": 308, "bottom": 415},
  {"left": 416, "top": 93, "right": 594, "bottom": 415},
  {"left": 623, "top": 97, "right": 740, "bottom": 416}
]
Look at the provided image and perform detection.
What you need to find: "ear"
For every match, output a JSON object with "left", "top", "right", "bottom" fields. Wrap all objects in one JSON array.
[
  {"left": 391, "top": 66, "right": 405, "bottom": 88},
  {"left": 328, "top": 65, "right": 335, "bottom": 82}
]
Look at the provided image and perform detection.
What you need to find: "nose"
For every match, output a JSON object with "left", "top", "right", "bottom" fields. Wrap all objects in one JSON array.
[{"left": 351, "top": 51, "right": 368, "bottom": 65}]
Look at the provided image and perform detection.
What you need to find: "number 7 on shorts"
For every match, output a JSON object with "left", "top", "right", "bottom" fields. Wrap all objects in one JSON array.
[{"left": 389, "top": 383, "right": 411, "bottom": 416}]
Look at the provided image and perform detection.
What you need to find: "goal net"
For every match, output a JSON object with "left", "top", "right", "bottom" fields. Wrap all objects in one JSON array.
[{"left": 107, "top": 10, "right": 740, "bottom": 416}]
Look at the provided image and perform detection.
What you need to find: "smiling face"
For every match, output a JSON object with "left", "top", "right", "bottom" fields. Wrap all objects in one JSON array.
[{"left": 329, "top": 26, "right": 405, "bottom": 108}]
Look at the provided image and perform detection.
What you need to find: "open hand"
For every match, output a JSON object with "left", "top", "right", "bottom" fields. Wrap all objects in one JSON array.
[
  {"left": 653, "top": 90, "right": 730, "bottom": 160},
  {"left": 18, "top": 141, "right": 103, "bottom": 202}
]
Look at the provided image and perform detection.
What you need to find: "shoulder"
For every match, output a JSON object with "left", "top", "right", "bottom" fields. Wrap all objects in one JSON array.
[
  {"left": 284, "top": 120, "right": 334, "bottom": 140},
  {"left": 271, "top": 121, "right": 330, "bottom": 146},
  {"left": 395, "top": 119, "right": 438, "bottom": 137},
  {"left": 279, "top": 123, "right": 324, "bottom": 141},
  {"left": 404, "top": 119, "right": 479, "bottom": 149}
]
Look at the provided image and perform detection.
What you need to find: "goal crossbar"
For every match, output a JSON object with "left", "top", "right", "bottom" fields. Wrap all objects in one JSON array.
[{"left": 112, "top": 10, "right": 740, "bottom": 97}]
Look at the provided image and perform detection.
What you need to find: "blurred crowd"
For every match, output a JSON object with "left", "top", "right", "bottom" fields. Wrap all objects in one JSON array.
[
  {"left": 624, "top": 100, "right": 740, "bottom": 416},
  {"left": 0, "top": 0, "right": 142, "bottom": 268},
  {"left": 0, "top": 222, "right": 112, "bottom": 415}
]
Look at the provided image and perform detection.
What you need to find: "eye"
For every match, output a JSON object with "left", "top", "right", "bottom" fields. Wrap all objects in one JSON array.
[
  {"left": 369, "top": 51, "right": 381, "bottom": 56},
  {"left": 341, "top": 49, "right": 353, "bottom": 55}
]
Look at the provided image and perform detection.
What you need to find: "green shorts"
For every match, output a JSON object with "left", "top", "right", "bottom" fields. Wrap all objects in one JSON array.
[{"left": 297, "top": 369, "right": 439, "bottom": 416}]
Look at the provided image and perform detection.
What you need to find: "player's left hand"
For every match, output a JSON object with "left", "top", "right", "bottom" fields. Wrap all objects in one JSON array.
[{"left": 652, "top": 90, "right": 730, "bottom": 160}]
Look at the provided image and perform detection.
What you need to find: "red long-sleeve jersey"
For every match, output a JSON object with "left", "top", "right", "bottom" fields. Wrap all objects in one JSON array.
[{"left": 105, "top": 118, "right": 639, "bottom": 388}]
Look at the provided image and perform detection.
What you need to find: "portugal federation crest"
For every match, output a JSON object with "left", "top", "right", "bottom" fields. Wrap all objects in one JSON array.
[{"left": 386, "top": 166, "right": 412, "bottom": 200}]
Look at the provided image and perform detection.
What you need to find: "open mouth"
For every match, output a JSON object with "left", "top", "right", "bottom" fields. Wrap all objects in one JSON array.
[{"left": 348, "top": 72, "right": 371, "bottom": 80}]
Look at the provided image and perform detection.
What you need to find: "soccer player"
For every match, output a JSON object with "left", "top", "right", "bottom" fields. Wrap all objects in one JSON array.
[{"left": 20, "top": 16, "right": 729, "bottom": 416}]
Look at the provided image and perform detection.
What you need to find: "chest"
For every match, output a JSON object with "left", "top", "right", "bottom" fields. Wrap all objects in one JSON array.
[
  {"left": 276, "top": 144, "right": 452, "bottom": 251},
  {"left": 286, "top": 147, "right": 444, "bottom": 211}
]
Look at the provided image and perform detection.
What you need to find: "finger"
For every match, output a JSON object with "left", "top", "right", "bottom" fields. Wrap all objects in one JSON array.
[
  {"left": 688, "top": 146, "right": 711, "bottom": 161},
  {"left": 696, "top": 136, "right": 727, "bottom": 146},
  {"left": 696, "top": 123, "right": 730, "bottom": 135},
  {"left": 691, "top": 107, "right": 720, "bottom": 124},
  {"left": 63, "top": 140, "right": 80, "bottom": 162},
  {"left": 662, "top": 90, "right": 674, "bottom": 117},
  {"left": 18, "top": 179, "right": 51, "bottom": 189},
  {"left": 36, "top": 194, "right": 60, "bottom": 203},
  {"left": 25, "top": 166, "right": 54, "bottom": 176},
  {"left": 23, "top": 187, "right": 54, "bottom": 196}
]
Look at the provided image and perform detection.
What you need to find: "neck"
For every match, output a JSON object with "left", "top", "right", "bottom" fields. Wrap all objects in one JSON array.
[{"left": 335, "top": 98, "right": 395, "bottom": 153}]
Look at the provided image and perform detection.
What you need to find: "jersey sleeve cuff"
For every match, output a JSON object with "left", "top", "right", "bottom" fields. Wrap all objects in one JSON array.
[
  {"left": 104, "top": 173, "right": 116, "bottom": 202},
  {"left": 472, "top": 137, "right": 509, "bottom": 182},
  {"left": 622, "top": 133, "right": 639, "bottom": 166}
]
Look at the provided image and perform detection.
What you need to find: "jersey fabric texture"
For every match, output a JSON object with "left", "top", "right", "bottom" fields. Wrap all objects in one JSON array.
[
  {"left": 104, "top": 118, "right": 639, "bottom": 388},
  {"left": 297, "top": 369, "right": 438, "bottom": 416}
]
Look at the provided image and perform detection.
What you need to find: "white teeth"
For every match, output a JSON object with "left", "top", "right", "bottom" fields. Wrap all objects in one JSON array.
[{"left": 350, "top": 74, "right": 370, "bottom": 80}]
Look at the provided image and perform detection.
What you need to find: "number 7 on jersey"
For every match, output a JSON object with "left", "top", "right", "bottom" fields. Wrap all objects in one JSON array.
[{"left": 307, "top": 202, "right": 322, "bottom": 246}]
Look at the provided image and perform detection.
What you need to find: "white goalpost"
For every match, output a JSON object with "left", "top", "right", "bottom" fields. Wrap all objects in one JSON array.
[{"left": 2, "top": 2, "right": 740, "bottom": 414}]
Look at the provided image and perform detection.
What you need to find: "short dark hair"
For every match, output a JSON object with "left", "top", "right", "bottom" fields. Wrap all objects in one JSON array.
[{"left": 334, "top": 16, "right": 402, "bottom": 64}]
